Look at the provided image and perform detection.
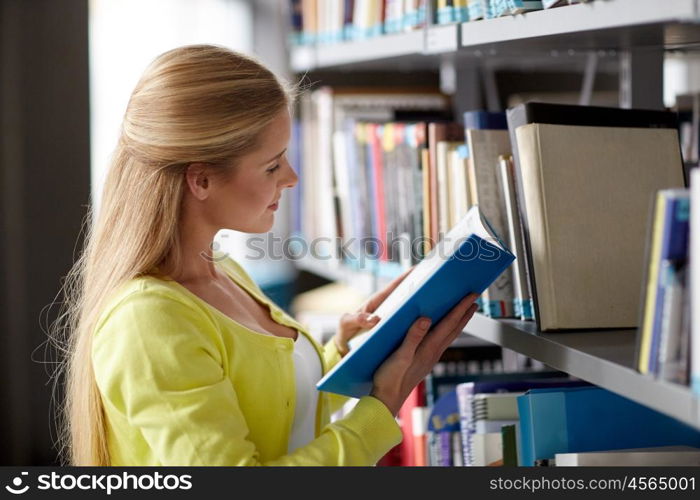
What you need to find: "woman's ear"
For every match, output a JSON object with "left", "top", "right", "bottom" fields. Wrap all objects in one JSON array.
[{"left": 184, "top": 163, "right": 211, "bottom": 200}]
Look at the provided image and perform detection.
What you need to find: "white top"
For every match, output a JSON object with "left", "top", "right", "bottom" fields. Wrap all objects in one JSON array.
[{"left": 287, "top": 331, "right": 323, "bottom": 453}]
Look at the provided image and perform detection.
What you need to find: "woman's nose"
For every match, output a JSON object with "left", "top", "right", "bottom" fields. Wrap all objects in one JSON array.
[{"left": 281, "top": 159, "right": 298, "bottom": 189}]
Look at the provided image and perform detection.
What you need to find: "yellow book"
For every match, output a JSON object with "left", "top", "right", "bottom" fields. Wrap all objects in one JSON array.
[
  {"left": 638, "top": 193, "right": 668, "bottom": 374},
  {"left": 422, "top": 148, "right": 432, "bottom": 255}
]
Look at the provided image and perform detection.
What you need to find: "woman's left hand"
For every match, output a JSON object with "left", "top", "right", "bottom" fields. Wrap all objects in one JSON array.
[{"left": 333, "top": 266, "right": 414, "bottom": 356}]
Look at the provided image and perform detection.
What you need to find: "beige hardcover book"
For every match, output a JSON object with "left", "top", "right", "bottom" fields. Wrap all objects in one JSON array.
[{"left": 515, "top": 124, "right": 685, "bottom": 330}]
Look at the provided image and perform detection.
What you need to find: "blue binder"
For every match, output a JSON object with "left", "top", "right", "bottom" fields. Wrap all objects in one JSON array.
[
  {"left": 517, "top": 386, "right": 700, "bottom": 466},
  {"left": 317, "top": 206, "right": 515, "bottom": 399}
]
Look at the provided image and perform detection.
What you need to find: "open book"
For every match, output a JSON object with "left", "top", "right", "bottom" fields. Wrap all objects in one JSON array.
[{"left": 316, "top": 205, "right": 515, "bottom": 399}]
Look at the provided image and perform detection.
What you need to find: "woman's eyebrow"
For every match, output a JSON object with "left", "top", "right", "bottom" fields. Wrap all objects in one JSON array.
[{"left": 260, "top": 148, "right": 287, "bottom": 166}]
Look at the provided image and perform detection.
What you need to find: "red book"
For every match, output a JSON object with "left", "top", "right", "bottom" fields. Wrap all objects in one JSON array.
[
  {"left": 368, "top": 123, "right": 388, "bottom": 261},
  {"left": 397, "top": 381, "right": 426, "bottom": 466}
]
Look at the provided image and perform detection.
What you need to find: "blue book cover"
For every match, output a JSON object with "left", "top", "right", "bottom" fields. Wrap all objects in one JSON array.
[
  {"left": 456, "top": 377, "right": 589, "bottom": 466},
  {"left": 517, "top": 386, "right": 700, "bottom": 466},
  {"left": 316, "top": 206, "right": 515, "bottom": 398},
  {"left": 463, "top": 110, "right": 508, "bottom": 130},
  {"left": 649, "top": 191, "right": 690, "bottom": 374}
]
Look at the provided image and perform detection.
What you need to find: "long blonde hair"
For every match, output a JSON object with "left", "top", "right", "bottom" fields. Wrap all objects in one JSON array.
[{"left": 51, "top": 45, "right": 291, "bottom": 465}]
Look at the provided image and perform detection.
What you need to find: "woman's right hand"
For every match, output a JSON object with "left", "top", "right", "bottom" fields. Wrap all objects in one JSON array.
[{"left": 369, "top": 293, "right": 480, "bottom": 416}]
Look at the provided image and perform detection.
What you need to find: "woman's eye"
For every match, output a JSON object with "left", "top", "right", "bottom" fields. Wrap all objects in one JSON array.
[{"left": 266, "top": 164, "right": 280, "bottom": 174}]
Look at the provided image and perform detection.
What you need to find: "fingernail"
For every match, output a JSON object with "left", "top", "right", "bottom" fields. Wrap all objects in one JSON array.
[
  {"left": 366, "top": 314, "right": 379, "bottom": 322},
  {"left": 419, "top": 318, "right": 431, "bottom": 329}
]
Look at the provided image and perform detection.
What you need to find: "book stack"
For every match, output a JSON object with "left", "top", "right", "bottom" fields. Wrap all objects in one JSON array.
[
  {"left": 288, "top": 0, "right": 428, "bottom": 46},
  {"left": 401, "top": 372, "right": 700, "bottom": 467},
  {"left": 506, "top": 102, "right": 685, "bottom": 331},
  {"left": 637, "top": 190, "right": 691, "bottom": 385},
  {"left": 292, "top": 86, "right": 449, "bottom": 274},
  {"left": 288, "top": 0, "right": 597, "bottom": 42}
]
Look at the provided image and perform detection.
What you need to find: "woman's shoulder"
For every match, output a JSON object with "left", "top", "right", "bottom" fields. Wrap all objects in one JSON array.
[{"left": 94, "top": 274, "right": 215, "bottom": 336}]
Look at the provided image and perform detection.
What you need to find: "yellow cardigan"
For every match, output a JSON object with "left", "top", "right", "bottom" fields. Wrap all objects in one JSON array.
[{"left": 91, "top": 257, "right": 402, "bottom": 466}]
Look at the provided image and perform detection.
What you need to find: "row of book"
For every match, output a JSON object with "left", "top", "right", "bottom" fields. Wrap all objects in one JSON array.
[
  {"left": 291, "top": 88, "right": 699, "bottom": 389},
  {"left": 390, "top": 371, "right": 700, "bottom": 466},
  {"left": 637, "top": 189, "right": 691, "bottom": 386},
  {"left": 635, "top": 172, "right": 700, "bottom": 395},
  {"left": 292, "top": 86, "right": 688, "bottom": 330},
  {"left": 288, "top": 0, "right": 594, "bottom": 46}
]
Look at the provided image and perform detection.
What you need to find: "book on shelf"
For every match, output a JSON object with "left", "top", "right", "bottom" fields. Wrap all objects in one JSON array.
[
  {"left": 411, "top": 405, "right": 430, "bottom": 466},
  {"left": 289, "top": 0, "right": 428, "bottom": 46},
  {"left": 298, "top": 86, "right": 448, "bottom": 270},
  {"left": 426, "top": 388, "right": 461, "bottom": 466},
  {"left": 456, "top": 376, "right": 588, "bottom": 466},
  {"left": 507, "top": 103, "right": 685, "bottom": 331},
  {"left": 316, "top": 205, "right": 515, "bottom": 398},
  {"left": 436, "top": 0, "right": 470, "bottom": 24},
  {"left": 517, "top": 386, "right": 700, "bottom": 467},
  {"left": 501, "top": 424, "right": 518, "bottom": 466},
  {"left": 637, "top": 189, "right": 690, "bottom": 379},
  {"left": 288, "top": 0, "right": 594, "bottom": 44},
  {"left": 466, "top": 124, "right": 515, "bottom": 318},
  {"left": 448, "top": 145, "right": 471, "bottom": 233},
  {"left": 554, "top": 446, "right": 700, "bottom": 466},
  {"left": 498, "top": 154, "right": 534, "bottom": 320},
  {"left": 427, "top": 122, "right": 464, "bottom": 244}
]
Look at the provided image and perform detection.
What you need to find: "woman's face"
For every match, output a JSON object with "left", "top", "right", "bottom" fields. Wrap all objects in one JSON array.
[{"left": 204, "top": 108, "right": 298, "bottom": 234}]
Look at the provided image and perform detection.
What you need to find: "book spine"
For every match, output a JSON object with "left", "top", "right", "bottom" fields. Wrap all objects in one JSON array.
[
  {"left": 438, "top": 431, "right": 453, "bottom": 466},
  {"left": 411, "top": 406, "right": 429, "bottom": 466},
  {"left": 498, "top": 155, "right": 533, "bottom": 320},
  {"left": 656, "top": 264, "right": 686, "bottom": 381},
  {"left": 639, "top": 193, "right": 668, "bottom": 374}
]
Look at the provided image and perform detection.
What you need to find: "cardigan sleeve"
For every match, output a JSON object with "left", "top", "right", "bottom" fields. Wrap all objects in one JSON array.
[
  {"left": 92, "top": 290, "right": 402, "bottom": 466},
  {"left": 322, "top": 337, "right": 353, "bottom": 415}
]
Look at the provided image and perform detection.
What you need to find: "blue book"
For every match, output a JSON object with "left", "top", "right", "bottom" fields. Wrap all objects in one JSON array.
[
  {"left": 456, "top": 377, "right": 589, "bottom": 466},
  {"left": 464, "top": 110, "right": 507, "bottom": 130},
  {"left": 517, "top": 386, "right": 700, "bottom": 466},
  {"left": 649, "top": 191, "right": 690, "bottom": 375},
  {"left": 316, "top": 206, "right": 515, "bottom": 398}
]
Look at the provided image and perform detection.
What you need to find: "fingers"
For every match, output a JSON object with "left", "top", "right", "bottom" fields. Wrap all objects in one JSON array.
[
  {"left": 439, "top": 302, "right": 478, "bottom": 351},
  {"left": 339, "top": 311, "right": 380, "bottom": 332},
  {"left": 362, "top": 266, "right": 415, "bottom": 313},
  {"left": 432, "top": 293, "right": 479, "bottom": 335},
  {"left": 396, "top": 316, "right": 432, "bottom": 360},
  {"left": 415, "top": 294, "right": 479, "bottom": 358}
]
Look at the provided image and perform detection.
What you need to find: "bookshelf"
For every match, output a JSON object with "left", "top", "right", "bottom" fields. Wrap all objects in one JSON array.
[
  {"left": 286, "top": 0, "right": 700, "bottom": 438},
  {"left": 294, "top": 255, "right": 700, "bottom": 429},
  {"left": 290, "top": 0, "right": 700, "bottom": 72}
]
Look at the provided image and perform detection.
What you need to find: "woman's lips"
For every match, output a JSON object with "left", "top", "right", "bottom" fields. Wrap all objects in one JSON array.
[{"left": 268, "top": 202, "right": 279, "bottom": 211}]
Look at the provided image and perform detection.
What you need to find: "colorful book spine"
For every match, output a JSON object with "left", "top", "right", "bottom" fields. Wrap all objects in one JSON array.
[
  {"left": 436, "top": 0, "right": 456, "bottom": 24},
  {"left": 638, "top": 190, "right": 689, "bottom": 375},
  {"left": 648, "top": 192, "right": 690, "bottom": 375}
]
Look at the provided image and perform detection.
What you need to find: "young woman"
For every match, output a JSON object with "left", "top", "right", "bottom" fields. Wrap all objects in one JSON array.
[{"left": 56, "top": 45, "right": 479, "bottom": 466}]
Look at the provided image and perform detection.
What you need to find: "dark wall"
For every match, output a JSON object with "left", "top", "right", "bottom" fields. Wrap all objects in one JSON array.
[{"left": 0, "top": 0, "right": 90, "bottom": 465}]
